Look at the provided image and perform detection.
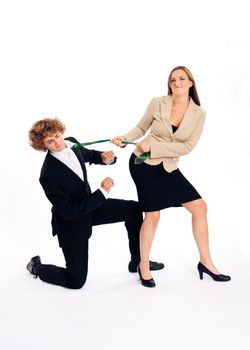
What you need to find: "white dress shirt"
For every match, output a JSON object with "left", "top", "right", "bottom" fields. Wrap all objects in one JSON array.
[{"left": 50, "top": 140, "right": 108, "bottom": 198}]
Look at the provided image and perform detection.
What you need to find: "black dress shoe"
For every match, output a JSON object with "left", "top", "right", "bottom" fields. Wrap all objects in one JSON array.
[
  {"left": 137, "top": 266, "right": 156, "bottom": 288},
  {"left": 149, "top": 261, "right": 165, "bottom": 271},
  {"left": 197, "top": 262, "right": 231, "bottom": 282},
  {"left": 26, "top": 256, "right": 41, "bottom": 278},
  {"left": 128, "top": 259, "right": 165, "bottom": 273}
]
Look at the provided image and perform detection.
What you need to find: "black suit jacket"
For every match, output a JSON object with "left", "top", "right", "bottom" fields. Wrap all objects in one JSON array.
[{"left": 39, "top": 137, "right": 107, "bottom": 240}]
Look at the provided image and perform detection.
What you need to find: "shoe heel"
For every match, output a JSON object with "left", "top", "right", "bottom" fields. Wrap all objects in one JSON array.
[{"left": 197, "top": 262, "right": 231, "bottom": 282}]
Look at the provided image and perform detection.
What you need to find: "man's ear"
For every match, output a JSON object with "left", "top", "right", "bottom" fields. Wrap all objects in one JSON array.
[{"left": 43, "top": 142, "right": 48, "bottom": 151}]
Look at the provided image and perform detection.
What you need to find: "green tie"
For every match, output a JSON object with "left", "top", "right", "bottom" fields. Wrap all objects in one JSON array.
[{"left": 71, "top": 139, "right": 150, "bottom": 164}]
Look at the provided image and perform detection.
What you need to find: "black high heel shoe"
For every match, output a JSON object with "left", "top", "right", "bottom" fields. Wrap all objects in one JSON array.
[
  {"left": 137, "top": 266, "right": 156, "bottom": 288},
  {"left": 198, "top": 262, "right": 231, "bottom": 282}
]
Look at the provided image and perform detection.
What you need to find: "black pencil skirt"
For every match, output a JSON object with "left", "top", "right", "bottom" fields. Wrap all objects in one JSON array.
[{"left": 129, "top": 153, "right": 202, "bottom": 212}]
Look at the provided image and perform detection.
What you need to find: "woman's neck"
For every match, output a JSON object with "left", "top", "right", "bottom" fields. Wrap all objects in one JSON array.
[{"left": 172, "top": 94, "right": 190, "bottom": 107}]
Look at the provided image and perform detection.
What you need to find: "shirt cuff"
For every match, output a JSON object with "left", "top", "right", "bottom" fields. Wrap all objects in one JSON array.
[{"left": 99, "top": 187, "right": 109, "bottom": 199}]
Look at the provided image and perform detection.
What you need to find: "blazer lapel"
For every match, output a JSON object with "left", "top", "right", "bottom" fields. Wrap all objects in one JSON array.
[
  {"left": 64, "top": 136, "right": 88, "bottom": 183},
  {"left": 46, "top": 152, "right": 84, "bottom": 185},
  {"left": 160, "top": 95, "right": 173, "bottom": 136},
  {"left": 71, "top": 147, "right": 88, "bottom": 181},
  {"left": 160, "top": 95, "right": 199, "bottom": 138},
  {"left": 173, "top": 98, "right": 198, "bottom": 137},
  {"left": 46, "top": 152, "right": 91, "bottom": 195}
]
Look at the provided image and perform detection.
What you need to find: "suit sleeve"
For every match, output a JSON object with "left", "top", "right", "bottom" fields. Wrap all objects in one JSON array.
[
  {"left": 123, "top": 98, "right": 157, "bottom": 141},
  {"left": 80, "top": 148, "right": 117, "bottom": 166},
  {"left": 40, "top": 177, "right": 106, "bottom": 221},
  {"left": 150, "top": 112, "right": 206, "bottom": 158},
  {"left": 79, "top": 147, "right": 104, "bottom": 165}
]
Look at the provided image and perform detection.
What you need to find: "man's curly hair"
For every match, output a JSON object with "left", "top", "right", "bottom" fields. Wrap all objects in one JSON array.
[{"left": 29, "top": 117, "right": 66, "bottom": 151}]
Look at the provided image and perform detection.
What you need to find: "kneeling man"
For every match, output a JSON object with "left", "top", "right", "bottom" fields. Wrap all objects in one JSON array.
[{"left": 27, "top": 118, "right": 164, "bottom": 289}]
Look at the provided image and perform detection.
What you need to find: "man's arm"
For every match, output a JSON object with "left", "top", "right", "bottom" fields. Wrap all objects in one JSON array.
[
  {"left": 66, "top": 137, "right": 117, "bottom": 165},
  {"left": 80, "top": 148, "right": 104, "bottom": 165},
  {"left": 65, "top": 136, "right": 104, "bottom": 165},
  {"left": 40, "top": 177, "right": 106, "bottom": 221}
]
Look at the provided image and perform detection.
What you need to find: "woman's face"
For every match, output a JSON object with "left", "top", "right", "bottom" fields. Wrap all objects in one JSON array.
[
  {"left": 43, "top": 131, "right": 66, "bottom": 152},
  {"left": 169, "top": 69, "right": 193, "bottom": 96}
]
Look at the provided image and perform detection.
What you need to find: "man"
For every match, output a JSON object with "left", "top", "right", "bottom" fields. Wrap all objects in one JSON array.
[{"left": 27, "top": 118, "right": 164, "bottom": 289}]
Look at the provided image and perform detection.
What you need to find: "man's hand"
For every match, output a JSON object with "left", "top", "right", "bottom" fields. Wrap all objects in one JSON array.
[
  {"left": 111, "top": 136, "right": 126, "bottom": 148},
  {"left": 101, "top": 151, "right": 116, "bottom": 164},
  {"left": 136, "top": 140, "right": 151, "bottom": 153},
  {"left": 101, "top": 177, "right": 114, "bottom": 193}
]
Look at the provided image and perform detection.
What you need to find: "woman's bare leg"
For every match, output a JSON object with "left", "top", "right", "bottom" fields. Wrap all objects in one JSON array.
[
  {"left": 182, "top": 199, "right": 220, "bottom": 274},
  {"left": 139, "top": 211, "right": 160, "bottom": 279}
]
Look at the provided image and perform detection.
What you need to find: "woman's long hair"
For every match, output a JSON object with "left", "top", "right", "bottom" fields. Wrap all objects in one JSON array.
[{"left": 167, "top": 66, "right": 201, "bottom": 106}]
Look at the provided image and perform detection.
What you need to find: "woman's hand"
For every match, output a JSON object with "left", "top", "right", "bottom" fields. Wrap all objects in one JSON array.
[
  {"left": 111, "top": 136, "right": 126, "bottom": 148},
  {"left": 136, "top": 140, "right": 151, "bottom": 153}
]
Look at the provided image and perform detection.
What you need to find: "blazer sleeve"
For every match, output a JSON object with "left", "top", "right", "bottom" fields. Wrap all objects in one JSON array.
[
  {"left": 79, "top": 147, "right": 103, "bottom": 165},
  {"left": 40, "top": 177, "right": 106, "bottom": 221},
  {"left": 150, "top": 111, "right": 206, "bottom": 158},
  {"left": 66, "top": 136, "right": 104, "bottom": 165},
  {"left": 81, "top": 148, "right": 117, "bottom": 166},
  {"left": 123, "top": 98, "right": 157, "bottom": 141}
]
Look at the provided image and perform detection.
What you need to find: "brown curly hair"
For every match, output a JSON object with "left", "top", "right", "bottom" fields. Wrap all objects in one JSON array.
[{"left": 29, "top": 117, "right": 66, "bottom": 151}]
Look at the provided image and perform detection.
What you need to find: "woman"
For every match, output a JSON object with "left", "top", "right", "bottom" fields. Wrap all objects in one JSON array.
[{"left": 112, "top": 66, "right": 231, "bottom": 287}]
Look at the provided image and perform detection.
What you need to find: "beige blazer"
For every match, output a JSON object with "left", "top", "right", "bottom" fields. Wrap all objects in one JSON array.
[{"left": 123, "top": 95, "right": 206, "bottom": 173}]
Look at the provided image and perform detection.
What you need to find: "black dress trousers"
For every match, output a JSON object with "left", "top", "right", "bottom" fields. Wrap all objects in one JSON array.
[{"left": 38, "top": 199, "right": 142, "bottom": 289}]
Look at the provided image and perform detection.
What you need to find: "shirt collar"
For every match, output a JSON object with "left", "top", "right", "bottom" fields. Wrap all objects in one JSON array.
[{"left": 50, "top": 140, "right": 72, "bottom": 157}]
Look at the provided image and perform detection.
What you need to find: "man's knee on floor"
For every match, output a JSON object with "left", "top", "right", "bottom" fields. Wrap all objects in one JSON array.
[{"left": 67, "top": 275, "right": 87, "bottom": 289}]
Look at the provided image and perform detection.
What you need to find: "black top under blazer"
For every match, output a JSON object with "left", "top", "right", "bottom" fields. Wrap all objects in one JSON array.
[{"left": 39, "top": 137, "right": 107, "bottom": 240}]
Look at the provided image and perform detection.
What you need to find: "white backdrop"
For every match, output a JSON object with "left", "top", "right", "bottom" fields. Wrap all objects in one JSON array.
[{"left": 1, "top": 1, "right": 250, "bottom": 349}]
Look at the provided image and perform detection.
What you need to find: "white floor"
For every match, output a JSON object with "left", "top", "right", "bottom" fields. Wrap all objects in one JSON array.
[
  {"left": 1, "top": 1, "right": 250, "bottom": 347},
  {"left": 1, "top": 208, "right": 250, "bottom": 350}
]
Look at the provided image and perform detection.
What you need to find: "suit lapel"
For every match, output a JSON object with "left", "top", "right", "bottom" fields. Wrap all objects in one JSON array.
[
  {"left": 64, "top": 136, "right": 88, "bottom": 183},
  {"left": 173, "top": 98, "right": 198, "bottom": 137},
  {"left": 160, "top": 95, "right": 199, "bottom": 138},
  {"left": 160, "top": 95, "right": 174, "bottom": 136},
  {"left": 71, "top": 147, "right": 88, "bottom": 182},
  {"left": 69, "top": 145, "right": 91, "bottom": 194},
  {"left": 67, "top": 137, "right": 91, "bottom": 194},
  {"left": 46, "top": 152, "right": 91, "bottom": 194},
  {"left": 46, "top": 152, "right": 84, "bottom": 184}
]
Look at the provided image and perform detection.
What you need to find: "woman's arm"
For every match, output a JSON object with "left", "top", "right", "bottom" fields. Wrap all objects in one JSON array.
[
  {"left": 112, "top": 98, "right": 157, "bottom": 147},
  {"left": 122, "top": 98, "right": 157, "bottom": 141}
]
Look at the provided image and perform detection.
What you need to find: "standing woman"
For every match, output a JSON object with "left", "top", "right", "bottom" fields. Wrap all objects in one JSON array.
[{"left": 112, "top": 66, "right": 230, "bottom": 287}]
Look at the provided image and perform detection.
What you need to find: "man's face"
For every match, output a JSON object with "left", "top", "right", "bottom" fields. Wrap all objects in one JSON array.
[{"left": 43, "top": 131, "right": 66, "bottom": 152}]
